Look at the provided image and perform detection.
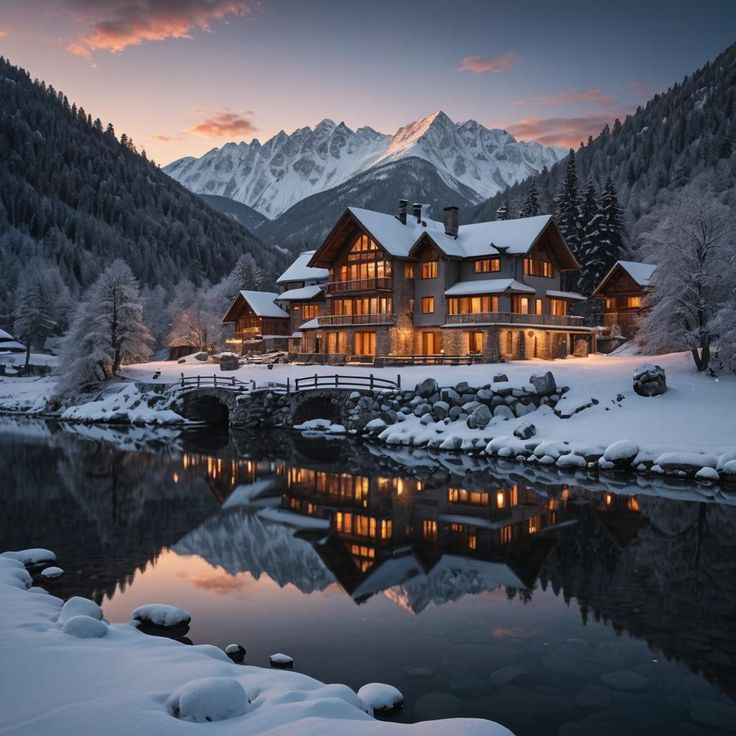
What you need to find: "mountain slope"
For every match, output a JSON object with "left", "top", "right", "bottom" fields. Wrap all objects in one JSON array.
[
  {"left": 261, "top": 157, "right": 479, "bottom": 251},
  {"left": 0, "top": 56, "right": 287, "bottom": 321},
  {"left": 473, "top": 43, "right": 736, "bottom": 244},
  {"left": 164, "top": 112, "right": 565, "bottom": 219},
  {"left": 198, "top": 194, "right": 270, "bottom": 232}
]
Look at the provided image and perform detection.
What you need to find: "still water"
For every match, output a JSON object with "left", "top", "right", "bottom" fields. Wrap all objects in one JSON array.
[{"left": 2, "top": 418, "right": 736, "bottom": 735}]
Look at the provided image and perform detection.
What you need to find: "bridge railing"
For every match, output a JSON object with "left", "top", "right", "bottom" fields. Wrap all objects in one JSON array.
[{"left": 175, "top": 372, "right": 402, "bottom": 394}]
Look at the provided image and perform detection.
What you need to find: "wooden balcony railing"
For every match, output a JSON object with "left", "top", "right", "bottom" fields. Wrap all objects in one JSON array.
[
  {"left": 317, "top": 313, "right": 396, "bottom": 327},
  {"left": 445, "top": 312, "right": 585, "bottom": 327},
  {"left": 327, "top": 277, "right": 393, "bottom": 293}
]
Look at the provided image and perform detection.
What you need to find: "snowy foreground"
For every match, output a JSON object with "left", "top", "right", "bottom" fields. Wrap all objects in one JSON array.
[
  {"left": 0, "top": 552, "right": 511, "bottom": 736},
  {"left": 1, "top": 351, "right": 735, "bottom": 464}
]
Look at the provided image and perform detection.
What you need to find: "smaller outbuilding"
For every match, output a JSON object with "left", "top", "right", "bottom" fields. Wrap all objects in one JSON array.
[{"left": 222, "top": 290, "right": 290, "bottom": 355}]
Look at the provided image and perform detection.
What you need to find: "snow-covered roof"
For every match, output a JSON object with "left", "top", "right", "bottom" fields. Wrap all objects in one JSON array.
[
  {"left": 546, "top": 289, "right": 587, "bottom": 301},
  {"left": 445, "top": 278, "right": 535, "bottom": 297},
  {"left": 274, "top": 285, "right": 324, "bottom": 302},
  {"left": 297, "top": 318, "right": 320, "bottom": 331},
  {"left": 276, "top": 251, "right": 329, "bottom": 284},
  {"left": 346, "top": 207, "right": 554, "bottom": 259},
  {"left": 618, "top": 260, "right": 656, "bottom": 287},
  {"left": 592, "top": 260, "right": 657, "bottom": 297},
  {"left": 223, "top": 291, "right": 289, "bottom": 322},
  {"left": 0, "top": 329, "right": 13, "bottom": 340}
]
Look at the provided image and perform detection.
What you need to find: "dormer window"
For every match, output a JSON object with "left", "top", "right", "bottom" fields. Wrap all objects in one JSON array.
[{"left": 420, "top": 260, "right": 438, "bottom": 279}]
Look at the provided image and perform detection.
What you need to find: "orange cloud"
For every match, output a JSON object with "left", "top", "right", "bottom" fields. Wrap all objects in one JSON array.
[
  {"left": 0, "top": 31, "right": 8, "bottom": 39},
  {"left": 506, "top": 113, "right": 623, "bottom": 147},
  {"left": 458, "top": 52, "right": 519, "bottom": 74},
  {"left": 151, "top": 133, "right": 180, "bottom": 142},
  {"left": 64, "top": 0, "right": 250, "bottom": 58},
  {"left": 187, "top": 109, "right": 257, "bottom": 138},
  {"left": 515, "top": 88, "right": 618, "bottom": 108}
]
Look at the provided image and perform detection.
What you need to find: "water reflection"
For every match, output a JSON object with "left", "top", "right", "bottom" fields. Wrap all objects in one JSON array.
[{"left": 2, "top": 418, "right": 736, "bottom": 734}]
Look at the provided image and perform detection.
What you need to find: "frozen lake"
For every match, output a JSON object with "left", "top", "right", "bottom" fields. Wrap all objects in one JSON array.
[{"left": 2, "top": 418, "right": 735, "bottom": 735}]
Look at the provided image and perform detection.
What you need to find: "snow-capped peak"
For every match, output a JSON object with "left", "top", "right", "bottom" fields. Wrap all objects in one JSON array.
[{"left": 164, "top": 112, "right": 565, "bottom": 218}]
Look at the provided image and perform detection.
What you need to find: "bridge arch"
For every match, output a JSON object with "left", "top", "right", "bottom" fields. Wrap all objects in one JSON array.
[{"left": 176, "top": 388, "right": 238, "bottom": 424}]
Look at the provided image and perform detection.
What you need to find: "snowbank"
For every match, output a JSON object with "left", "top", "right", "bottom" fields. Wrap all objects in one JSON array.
[{"left": 0, "top": 552, "right": 513, "bottom": 736}]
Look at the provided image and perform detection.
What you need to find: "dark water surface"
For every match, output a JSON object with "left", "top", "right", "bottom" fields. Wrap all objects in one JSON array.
[{"left": 2, "top": 417, "right": 736, "bottom": 736}]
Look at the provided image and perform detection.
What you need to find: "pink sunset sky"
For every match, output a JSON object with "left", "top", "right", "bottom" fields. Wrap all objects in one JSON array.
[{"left": 0, "top": 0, "right": 733, "bottom": 164}]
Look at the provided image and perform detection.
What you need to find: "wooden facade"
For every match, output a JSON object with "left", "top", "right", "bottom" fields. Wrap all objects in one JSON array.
[{"left": 592, "top": 261, "right": 655, "bottom": 340}]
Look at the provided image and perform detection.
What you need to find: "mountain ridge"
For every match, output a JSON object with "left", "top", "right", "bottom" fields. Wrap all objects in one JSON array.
[{"left": 164, "top": 111, "right": 566, "bottom": 219}]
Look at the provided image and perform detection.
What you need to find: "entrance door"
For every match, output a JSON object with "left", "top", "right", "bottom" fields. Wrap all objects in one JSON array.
[
  {"left": 468, "top": 331, "right": 483, "bottom": 354},
  {"left": 314, "top": 335, "right": 322, "bottom": 354},
  {"left": 355, "top": 331, "right": 376, "bottom": 356}
]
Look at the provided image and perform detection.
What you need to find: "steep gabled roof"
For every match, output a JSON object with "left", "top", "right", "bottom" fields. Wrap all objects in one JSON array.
[
  {"left": 445, "top": 278, "right": 535, "bottom": 296},
  {"left": 309, "top": 206, "right": 579, "bottom": 270},
  {"left": 592, "top": 260, "right": 657, "bottom": 297},
  {"left": 222, "top": 290, "right": 289, "bottom": 323},
  {"left": 274, "top": 285, "right": 324, "bottom": 302},
  {"left": 276, "top": 250, "right": 329, "bottom": 284}
]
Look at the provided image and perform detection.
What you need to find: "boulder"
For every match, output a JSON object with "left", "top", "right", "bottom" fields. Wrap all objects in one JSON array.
[
  {"left": 476, "top": 388, "right": 493, "bottom": 403},
  {"left": 514, "top": 421, "right": 537, "bottom": 440},
  {"left": 493, "top": 405, "right": 514, "bottom": 420},
  {"left": 62, "top": 615, "right": 108, "bottom": 639},
  {"left": 218, "top": 355, "right": 240, "bottom": 371},
  {"left": 415, "top": 378, "right": 439, "bottom": 399},
  {"left": 167, "top": 677, "right": 249, "bottom": 722},
  {"left": 358, "top": 683, "right": 404, "bottom": 715},
  {"left": 633, "top": 364, "right": 667, "bottom": 396},
  {"left": 493, "top": 373, "right": 508, "bottom": 383},
  {"left": 225, "top": 644, "right": 246, "bottom": 664},
  {"left": 432, "top": 400, "right": 450, "bottom": 420},
  {"left": 466, "top": 404, "right": 492, "bottom": 430},
  {"left": 131, "top": 603, "right": 191, "bottom": 638},
  {"left": 270, "top": 652, "right": 294, "bottom": 669},
  {"left": 448, "top": 406, "right": 463, "bottom": 421},
  {"left": 441, "top": 388, "right": 462, "bottom": 405},
  {"left": 529, "top": 371, "right": 556, "bottom": 396},
  {"left": 413, "top": 402, "right": 432, "bottom": 417},
  {"left": 454, "top": 381, "right": 471, "bottom": 394},
  {"left": 419, "top": 412, "right": 434, "bottom": 425}
]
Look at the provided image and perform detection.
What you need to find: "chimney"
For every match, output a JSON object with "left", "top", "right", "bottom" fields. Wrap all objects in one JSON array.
[
  {"left": 443, "top": 206, "right": 459, "bottom": 237},
  {"left": 397, "top": 199, "right": 407, "bottom": 225},
  {"left": 412, "top": 203, "right": 422, "bottom": 224}
]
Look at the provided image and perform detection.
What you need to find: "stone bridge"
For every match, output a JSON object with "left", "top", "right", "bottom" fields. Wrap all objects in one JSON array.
[{"left": 173, "top": 386, "right": 367, "bottom": 428}]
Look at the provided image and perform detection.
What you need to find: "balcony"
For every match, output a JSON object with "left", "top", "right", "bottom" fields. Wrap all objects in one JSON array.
[
  {"left": 445, "top": 312, "right": 586, "bottom": 328},
  {"left": 327, "top": 277, "right": 392, "bottom": 294},
  {"left": 317, "top": 313, "right": 396, "bottom": 327}
]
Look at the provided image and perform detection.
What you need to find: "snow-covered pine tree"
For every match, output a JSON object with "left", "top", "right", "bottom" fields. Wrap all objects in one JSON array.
[
  {"left": 598, "top": 177, "right": 625, "bottom": 265},
  {"left": 639, "top": 184, "right": 736, "bottom": 371},
  {"left": 57, "top": 259, "right": 152, "bottom": 393},
  {"left": 519, "top": 181, "right": 541, "bottom": 217},
  {"left": 13, "top": 269, "right": 56, "bottom": 369},
  {"left": 575, "top": 180, "right": 602, "bottom": 295},
  {"left": 554, "top": 151, "right": 582, "bottom": 289},
  {"left": 495, "top": 201, "right": 510, "bottom": 220},
  {"left": 222, "top": 253, "right": 263, "bottom": 304}
]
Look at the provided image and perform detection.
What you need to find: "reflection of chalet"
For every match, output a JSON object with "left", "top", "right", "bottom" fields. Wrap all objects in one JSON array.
[
  {"left": 592, "top": 261, "right": 656, "bottom": 340},
  {"left": 594, "top": 493, "right": 646, "bottom": 548},
  {"left": 222, "top": 290, "right": 290, "bottom": 355}
]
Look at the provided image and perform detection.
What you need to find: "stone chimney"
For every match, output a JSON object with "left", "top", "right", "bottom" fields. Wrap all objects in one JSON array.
[
  {"left": 443, "top": 206, "right": 459, "bottom": 237},
  {"left": 397, "top": 199, "right": 407, "bottom": 225},
  {"left": 412, "top": 203, "right": 422, "bottom": 223}
]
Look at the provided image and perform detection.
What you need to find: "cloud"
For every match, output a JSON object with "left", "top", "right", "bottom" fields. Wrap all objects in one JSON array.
[
  {"left": 505, "top": 113, "right": 623, "bottom": 147},
  {"left": 0, "top": 31, "right": 8, "bottom": 39},
  {"left": 150, "top": 133, "right": 180, "bottom": 142},
  {"left": 457, "top": 52, "right": 519, "bottom": 74},
  {"left": 187, "top": 108, "right": 257, "bottom": 138},
  {"left": 515, "top": 88, "right": 618, "bottom": 108},
  {"left": 63, "top": 0, "right": 250, "bottom": 58},
  {"left": 626, "top": 80, "right": 654, "bottom": 100}
]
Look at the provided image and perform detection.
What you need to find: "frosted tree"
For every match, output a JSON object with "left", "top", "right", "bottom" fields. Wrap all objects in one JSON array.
[
  {"left": 215, "top": 253, "right": 264, "bottom": 312},
  {"left": 57, "top": 259, "right": 152, "bottom": 393},
  {"left": 598, "top": 177, "right": 625, "bottom": 263},
  {"left": 13, "top": 269, "right": 56, "bottom": 369},
  {"left": 519, "top": 181, "right": 541, "bottom": 217},
  {"left": 495, "top": 201, "right": 510, "bottom": 220},
  {"left": 167, "top": 280, "right": 223, "bottom": 353},
  {"left": 639, "top": 185, "right": 736, "bottom": 371}
]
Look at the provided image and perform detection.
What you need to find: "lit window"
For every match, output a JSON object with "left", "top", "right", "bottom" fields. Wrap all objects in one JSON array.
[
  {"left": 421, "top": 260, "right": 438, "bottom": 279},
  {"left": 423, "top": 519, "right": 438, "bottom": 540},
  {"left": 468, "top": 331, "right": 483, "bottom": 354},
  {"left": 626, "top": 295, "right": 642, "bottom": 308},
  {"left": 473, "top": 258, "right": 500, "bottom": 274},
  {"left": 513, "top": 296, "right": 531, "bottom": 314},
  {"left": 496, "top": 491, "right": 506, "bottom": 509},
  {"left": 421, "top": 296, "right": 435, "bottom": 314},
  {"left": 549, "top": 298, "right": 567, "bottom": 316},
  {"left": 302, "top": 303, "right": 319, "bottom": 319},
  {"left": 404, "top": 263, "right": 415, "bottom": 279},
  {"left": 523, "top": 258, "right": 553, "bottom": 278}
]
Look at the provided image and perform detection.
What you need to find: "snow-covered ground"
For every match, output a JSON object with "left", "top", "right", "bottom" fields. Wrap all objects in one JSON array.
[
  {"left": 2, "top": 352, "right": 735, "bottom": 465},
  {"left": 0, "top": 552, "right": 511, "bottom": 736},
  {"left": 118, "top": 351, "right": 736, "bottom": 456}
]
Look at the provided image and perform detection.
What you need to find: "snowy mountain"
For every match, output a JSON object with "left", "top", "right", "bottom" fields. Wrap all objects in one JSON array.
[{"left": 164, "top": 112, "right": 565, "bottom": 219}]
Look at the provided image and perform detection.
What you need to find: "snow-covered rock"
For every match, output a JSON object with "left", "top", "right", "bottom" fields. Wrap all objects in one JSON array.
[
  {"left": 131, "top": 604, "right": 191, "bottom": 629},
  {"left": 357, "top": 683, "right": 404, "bottom": 714},
  {"left": 225, "top": 644, "right": 246, "bottom": 664},
  {"left": 1, "top": 548, "right": 56, "bottom": 566},
  {"left": 603, "top": 439, "right": 639, "bottom": 464},
  {"left": 270, "top": 652, "right": 294, "bottom": 668},
  {"left": 40, "top": 566, "right": 64, "bottom": 580},
  {"left": 466, "top": 404, "right": 492, "bottom": 430},
  {"left": 59, "top": 596, "right": 104, "bottom": 623},
  {"left": 167, "top": 677, "right": 249, "bottom": 722},
  {"left": 633, "top": 364, "right": 667, "bottom": 397},
  {"left": 529, "top": 371, "right": 556, "bottom": 396},
  {"left": 62, "top": 615, "right": 108, "bottom": 639}
]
